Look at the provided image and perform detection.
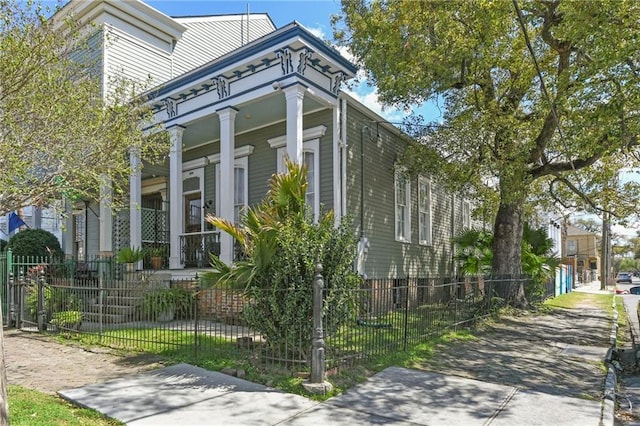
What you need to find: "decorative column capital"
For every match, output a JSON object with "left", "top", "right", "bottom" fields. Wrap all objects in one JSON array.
[
  {"left": 217, "top": 106, "right": 239, "bottom": 122},
  {"left": 282, "top": 83, "right": 306, "bottom": 101}
]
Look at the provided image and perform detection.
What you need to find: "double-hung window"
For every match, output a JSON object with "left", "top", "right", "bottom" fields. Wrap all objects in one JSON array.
[
  {"left": 270, "top": 129, "right": 323, "bottom": 222},
  {"left": 395, "top": 170, "right": 411, "bottom": 242},
  {"left": 462, "top": 201, "right": 471, "bottom": 229},
  {"left": 212, "top": 146, "right": 254, "bottom": 225},
  {"left": 418, "top": 176, "right": 432, "bottom": 246}
]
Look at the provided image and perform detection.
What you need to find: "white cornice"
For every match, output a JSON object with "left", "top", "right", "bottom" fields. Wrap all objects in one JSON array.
[
  {"left": 182, "top": 157, "right": 209, "bottom": 172},
  {"left": 54, "top": 0, "right": 186, "bottom": 41},
  {"left": 207, "top": 145, "right": 255, "bottom": 163},
  {"left": 267, "top": 125, "right": 327, "bottom": 149}
]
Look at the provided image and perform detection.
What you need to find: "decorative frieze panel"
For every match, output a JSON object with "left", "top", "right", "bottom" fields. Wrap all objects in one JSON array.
[
  {"left": 297, "top": 49, "right": 314, "bottom": 75},
  {"left": 164, "top": 98, "right": 178, "bottom": 119},
  {"left": 332, "top": 72, "right": 346, "bottom": 94},
  {"left": 277, "top": 47, "right": 293, "bottom": 75},
  {"left": 212, "top": 76, "right": 229, "bottom": 100}
]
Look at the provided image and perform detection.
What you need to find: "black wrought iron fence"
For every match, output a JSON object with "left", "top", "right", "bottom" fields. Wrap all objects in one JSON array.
[{"left": 3, "top": 254, "right": 533, "bottom": 374}]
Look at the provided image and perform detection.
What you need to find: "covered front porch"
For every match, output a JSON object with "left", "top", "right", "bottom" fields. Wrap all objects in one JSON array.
[{"left": 92, "top": 22, "right": 356, "bottom": 273}]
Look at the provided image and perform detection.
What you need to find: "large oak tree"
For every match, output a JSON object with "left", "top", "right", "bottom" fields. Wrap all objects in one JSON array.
[{"left": 335, "top": 0, "right": 640, "bottom": 305}]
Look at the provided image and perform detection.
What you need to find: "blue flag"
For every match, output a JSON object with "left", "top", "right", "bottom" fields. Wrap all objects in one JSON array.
[{"left": 8, "top": 212, "right": 27, "bottom": 233}]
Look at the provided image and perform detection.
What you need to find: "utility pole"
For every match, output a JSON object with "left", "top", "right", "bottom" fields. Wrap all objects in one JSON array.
[{"left": 601, "top": 212, "right": 609, "bottom": 290}]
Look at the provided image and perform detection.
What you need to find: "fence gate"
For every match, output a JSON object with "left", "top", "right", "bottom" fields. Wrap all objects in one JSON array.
[{"left": 1, "top": 251, "right": 51, "bottom": 330}]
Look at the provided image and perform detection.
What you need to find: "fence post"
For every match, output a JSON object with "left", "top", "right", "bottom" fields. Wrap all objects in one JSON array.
[
  {"left": 402, "top": 276, "right": 410, "bottom": 351},
  {"left": 16, "top": 271, "right": 24, "bottom": 329},
  {"left": 194, "top": 274, "right": 200, "bottom": 361},
  {"left": 303, "top": 263, "right": 333, "bottom": 394},
  {"left": 37, "top": 269, "right": 46, "bottom": 332},
  {"left": 7, "top": 274, "right": 14, "bottom": 329}
]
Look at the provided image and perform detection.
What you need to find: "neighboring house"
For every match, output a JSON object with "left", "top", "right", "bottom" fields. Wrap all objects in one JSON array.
[
  {"left": 563, "top": 224, "right": 600, "bottom": 283},
  {"left": 57, "top": 0, "right": 474, "bottom": 279},
  {"left": 0, "top": 207, "right": 63, "bottom": 245}
]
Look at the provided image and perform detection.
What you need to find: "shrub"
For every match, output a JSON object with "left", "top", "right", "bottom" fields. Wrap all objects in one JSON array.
[
  {"left": 0, "top": 239, "right": 7, "bottom": 252},
  {"left": 26, "top": 285, "right": 80, "bottom": 322},
  {"left": 203, "top": 160, "right": 361, "bottom": 358},
  {"left": 7, "top": 229, "right": 62, "bottom": 259}
]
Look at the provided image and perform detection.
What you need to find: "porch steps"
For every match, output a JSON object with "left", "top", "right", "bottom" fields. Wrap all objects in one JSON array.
[
  {"left": 82, "top": 292, "right": 146, "bottom": 324},
  {"left": 83, "top": 303, "right": 140, "bottom": 324},
  {"left": 79, "top": 272, "right": 170, "bottom": 324}
]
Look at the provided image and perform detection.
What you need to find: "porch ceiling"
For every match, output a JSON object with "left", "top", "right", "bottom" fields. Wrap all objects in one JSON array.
[
  {"left": 180, "top": 91, "right": 326, "bottom": 151},
  {"left": 140, "top": 93, "right": 327, "bottom": 179}
]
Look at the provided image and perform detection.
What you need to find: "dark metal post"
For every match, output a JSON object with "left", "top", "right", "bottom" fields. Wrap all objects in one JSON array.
[
  {"left": 310, "top": 263, "right": 326, "bottom": 384},
  {"left": 402, "top": 277, "right": 409, "bottom": 352},
  {"left": 8, "top": 273, "right": 15, "bottom": 328},
  {"left": 194, "top": 274, "right": 200, "bottom": 361},
  {"left": 16, "top": 271, "right": 24, "bottom": 329},
  {"left": 37, "top": 269, "right": 46, "bottom": 332}
]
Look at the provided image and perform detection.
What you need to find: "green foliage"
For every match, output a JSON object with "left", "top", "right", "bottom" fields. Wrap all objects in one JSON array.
[
  {"left": 0, "top": 239, "right": 6, "bottom": 252},
  {"left": 0, "top": 0, "right": 169, "bottom": 215},
  {"left": 26, "top": 285, "right": 81, "bottom": 322},
  {"left": 202, "top": 159, "right": 361, "bottom": 356},
  {"left": 116, "top": 247, "right": 144, "bottom": 263},
  {"left": 143, "top": 287, "right": 194, "bottom": 320},
  {"left": 8, "top": 385, "right": 123, "bottom": 426},
  {"left": 453, "top": 229, "right": 494, "bottom": 276},
  {"left": 454, "top": 224, "right": 559, "bottom": 298},
  {"left": 7, "top": 228, "right": 62, "bottom": 259},
  {"left": 335, "top": 0, "right": 640, "bottom": 304},
  {"left": 50, "top": 310, "right": 82, "bottom": 329}
]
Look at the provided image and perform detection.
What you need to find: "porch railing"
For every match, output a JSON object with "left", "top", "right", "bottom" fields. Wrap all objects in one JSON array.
[{"left": 180, "top": 231, "right": 220, "bottom": 267}]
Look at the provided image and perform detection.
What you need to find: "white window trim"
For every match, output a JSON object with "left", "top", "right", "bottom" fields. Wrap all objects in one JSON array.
[
  {"left": 267, "top": 125, "right": 327, "bottom": 149},
  {"left": 182, "top": 167, "right": 204, "bottom": 233},
  {"left": 418, "top": 176, "right": 432, "bottom": 246},
  {"left": 394, "top": 169, "right": 411, "bottom": 243},
  {"left": 462, "top": 200, "right": 471, "bottom": 229},
  {"left": 275, "top": 139, "right": 320, "bottom": 222},
  {"left": 215, "top": 156, "right": 249, "bottom": 223}
]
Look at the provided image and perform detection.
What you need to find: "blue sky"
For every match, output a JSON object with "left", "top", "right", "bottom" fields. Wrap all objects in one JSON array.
[{"left": 142, "top": 0, "right": 440, "bottom": 124}]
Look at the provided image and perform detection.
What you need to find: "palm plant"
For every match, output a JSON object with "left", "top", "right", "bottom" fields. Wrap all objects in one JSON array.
[
  {"left": 201, "top": 158, "right": 360, "bottom": 355},
  {"left": 454, "top": 224, "right": 559, "bottom": 282},
  {"left": 203, "top": 157, "right": 311, "bottom": 290}
]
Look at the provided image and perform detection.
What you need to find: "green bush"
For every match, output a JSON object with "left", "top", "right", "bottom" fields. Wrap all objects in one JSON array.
[
  {"left": 7, "top": 229, "right": 62, "bottom": 259},
  {"left": 26, "top": 285, "right": 81, "bottom": 322},
  {"left": 203, "top": 159, "right": 361, "bottom": 358},
  {"left": 0, "top": 239, "right": 7, "bottom": 252}
]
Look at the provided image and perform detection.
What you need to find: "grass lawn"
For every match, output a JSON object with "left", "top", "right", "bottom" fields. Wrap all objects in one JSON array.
[
  {"left": 8, "top": 385, "right": 122, "bottom": 426},
  {"left": 543, "top": 291, "right": 627, "bottom": 343}
]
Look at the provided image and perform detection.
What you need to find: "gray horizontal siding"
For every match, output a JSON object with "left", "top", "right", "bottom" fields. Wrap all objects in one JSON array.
[
  {"left": 105, "top": 28, "right": 172, "bottom": 88},
  {"left": 172, "top": 16, "right": 275, "bottom": 77},
  {"left": 345, "top": 105, "right": 455, "bottom": 278}
]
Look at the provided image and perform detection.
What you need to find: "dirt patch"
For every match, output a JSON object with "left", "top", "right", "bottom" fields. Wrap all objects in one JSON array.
[
  {"left": 3, "top": 329, "right": 165, "bottom": 394},
  {"left": 410, "top": 307, "right": 612, "bottom": 400}
]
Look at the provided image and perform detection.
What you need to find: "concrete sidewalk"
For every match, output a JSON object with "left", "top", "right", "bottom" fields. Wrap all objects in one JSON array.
[{"left": 60, "top": 362, "right": 608, "bottom": 425}]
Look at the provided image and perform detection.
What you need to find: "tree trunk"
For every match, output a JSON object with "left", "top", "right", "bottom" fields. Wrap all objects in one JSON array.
[{"left": 492, "top": 198, "right": 527, "bottom": 307}]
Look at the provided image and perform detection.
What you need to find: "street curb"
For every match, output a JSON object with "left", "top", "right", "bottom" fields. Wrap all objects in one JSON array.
[{"left": 602, "top": 296, "right": 618, "bottom": 426}]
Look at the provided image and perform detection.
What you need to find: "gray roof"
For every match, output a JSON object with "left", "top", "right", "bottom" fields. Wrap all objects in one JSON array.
[{"left": 172, "top": 14, "right": 276, "bottom": 77}]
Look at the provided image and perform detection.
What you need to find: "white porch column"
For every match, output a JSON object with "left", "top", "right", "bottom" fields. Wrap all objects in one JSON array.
[
  {"left": 218, "top": 107, "right": 237, "bottom": 265},
  {"left": 283, "top": 84, "right": 305, "bottom": 164},
  {"left": 169, "top": 126, "right": 185, "bottom": 269},
  {"left": 32, "top": 207, "right": 42, "bottom": 229},
  {"left": 129, "top": 148, "right": 142, "bottom": 261},
  {"left": 99, "top": 174, "right": 113, "bottom": 255},
  {"left": 332, "top": 102, "right": 341, "bottom": 226}
]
